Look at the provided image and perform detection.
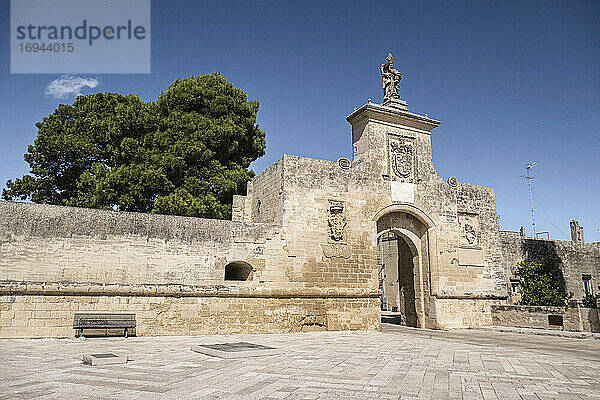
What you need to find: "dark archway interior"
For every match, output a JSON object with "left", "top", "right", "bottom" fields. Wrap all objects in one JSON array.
[
  {"left": 378, "top": 232, "right": 418, "bottom": 327},
  {"left": 224, "top": 261, "right": 252, "bottom": 281},
  {"left": 397, "top": 237, "right": 418, "bottom": 327}
]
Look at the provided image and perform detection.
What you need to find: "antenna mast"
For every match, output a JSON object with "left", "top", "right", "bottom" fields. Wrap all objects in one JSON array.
[{"left": 523, "top": 162, "right": 538, "bottom": 236}]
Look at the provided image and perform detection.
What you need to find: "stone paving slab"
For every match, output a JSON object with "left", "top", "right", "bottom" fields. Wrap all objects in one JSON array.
[
  {"left": 478, "top": 326, "right": 600, "bottom": 340},
  {"left": 0, "top": 325, "right": 599, "bottom": 399}
]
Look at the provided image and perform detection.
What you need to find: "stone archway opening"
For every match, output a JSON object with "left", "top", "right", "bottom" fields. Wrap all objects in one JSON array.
[
  {"left": 377, "top": 231, "right": 418, "bottom": 327},
  {"left": 224, "top": 261, "right": 253, "bottom": 281},
  {"left": 375, "top": 207, "right": 434, "bottom": 329}
]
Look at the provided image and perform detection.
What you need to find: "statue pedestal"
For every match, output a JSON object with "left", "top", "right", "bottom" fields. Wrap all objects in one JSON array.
[{"left": 382, "top": 98, "right": 408, "bottom": 110}]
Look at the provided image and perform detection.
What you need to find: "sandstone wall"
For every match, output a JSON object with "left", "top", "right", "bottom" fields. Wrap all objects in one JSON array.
[
  {"left": 277, "top": 155, "right": 378, "bottom": 290},
  {"left": 491, "top": 304, "right": 600, "bottom": 333},
  {"left": 500, "top": 231, "right": 600, "bottom": 301},
  {"left": 0, "top": 201, "right": 380, "bottom": 338},
  {"left": 0, "top": 294, "right": 379, "bottom": 338},
  {"left": 0, "top": 201, "right": 273, "bottom": 286},
  {"left": 246, "top": 158, "right": 285, "bottom": 224}
]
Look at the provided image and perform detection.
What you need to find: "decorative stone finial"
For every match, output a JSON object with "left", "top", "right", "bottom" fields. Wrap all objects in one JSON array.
[
  {"left": 380, "top": 53, "right": 402, "bottom": 102},
  {"left": 570, "top": 220, "right": 585, "bottom": 243}
]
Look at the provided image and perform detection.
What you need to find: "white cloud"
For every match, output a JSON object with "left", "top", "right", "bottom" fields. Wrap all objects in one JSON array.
[{"left": 45, "top": 75, "right": 100, "bottom": 99}]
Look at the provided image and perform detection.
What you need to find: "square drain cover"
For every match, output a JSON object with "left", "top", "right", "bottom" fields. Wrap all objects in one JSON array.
[
  {"left": 192, "top": 342, "right": 279, "bottom": 358},
  {"left": 83, "top": 353, "right": 127, "bottom": 366},
  {"left": 92, "top": 353, "right": 119, "bottom": 358}
]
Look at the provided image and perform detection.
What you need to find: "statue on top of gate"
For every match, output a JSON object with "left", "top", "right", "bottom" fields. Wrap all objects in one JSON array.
[{"left": 380, "top": 53, "right": 402, "bottom": 102}]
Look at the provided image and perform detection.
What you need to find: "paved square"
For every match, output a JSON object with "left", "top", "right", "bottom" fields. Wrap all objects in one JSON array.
[{"left": 0, "top": 325, "right": 598, "bottom": 399}]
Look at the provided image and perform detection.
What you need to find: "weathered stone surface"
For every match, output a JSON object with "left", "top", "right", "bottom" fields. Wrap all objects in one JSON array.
[{"left": 492, "top": 304, "right": 600, "bottom": 333}]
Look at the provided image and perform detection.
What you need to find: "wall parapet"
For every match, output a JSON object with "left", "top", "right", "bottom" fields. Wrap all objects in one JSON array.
[{"left": 0, "top": 200, "right": 273, "bottom": 244}]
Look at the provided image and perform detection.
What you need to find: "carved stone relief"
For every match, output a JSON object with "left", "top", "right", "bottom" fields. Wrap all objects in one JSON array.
[
  {"left": 337, "top": 158, "right": 351, "bottom": 170},
  {"left": 458, "top": 212, "right": 479, "bottom": 247},
  {"left": 327, "top": 201, "right": 346, "bottom": 242},
  {"left": 323, "top": 200, "right": 350, "bottom": 259},
  {"left": 322, "top": 243, "right": 351, "bottom": 259},
  {"left": 388, "top": 135, "right": 416, "bottom": 182}
]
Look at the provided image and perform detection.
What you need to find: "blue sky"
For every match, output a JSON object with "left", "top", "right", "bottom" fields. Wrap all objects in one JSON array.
[{"left": 1, "top": 0, "right": 599, "bottom": 241}]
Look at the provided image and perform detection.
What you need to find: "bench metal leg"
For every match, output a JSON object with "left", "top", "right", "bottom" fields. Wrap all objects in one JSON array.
[{"left": 124, "top": 328, "right": 128, "bottom": 338}]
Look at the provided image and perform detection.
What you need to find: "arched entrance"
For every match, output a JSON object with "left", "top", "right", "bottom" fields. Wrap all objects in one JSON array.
[
  {"left": 377, "top": 231, "right": 418, "bottom": 326},
  {"left": 374, "top": 204, "right": 435, "bottom": 328}
]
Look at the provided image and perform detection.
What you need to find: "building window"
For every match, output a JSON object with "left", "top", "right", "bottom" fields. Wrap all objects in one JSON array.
[
  {"left": 224, "top": 261, "right": 253, "bottom": 281},
  {"left": 583, "top": 274, "right": 593, "bottom": 296},
  {"left": 510, "top": 279, "right": 520, "bottom": 294}
]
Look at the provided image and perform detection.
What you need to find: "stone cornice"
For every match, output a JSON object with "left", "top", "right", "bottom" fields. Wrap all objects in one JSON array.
[
  {"left": 0, "top": 280, "right": 380, "bottom": 299},
  {"left": 346, "top": 102, "right": 441, "bottom": 133},
  {"left": 433, "top": 291, "right": 508, "bottom": 300}
]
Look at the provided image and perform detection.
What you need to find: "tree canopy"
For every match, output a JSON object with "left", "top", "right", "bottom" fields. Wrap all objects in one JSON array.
[
  {"left": 2, "top": 73, "right": 266, "bottom": 219},
  {"left": 516, "top": 259, "right": 571, "bottom": 307}
]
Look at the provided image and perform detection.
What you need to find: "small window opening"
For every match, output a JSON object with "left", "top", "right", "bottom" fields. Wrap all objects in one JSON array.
[
  {"left": 548, "top": 315, "right": 563, "bottom": 326},
  {"left": 224, "top": 261, "right": 252, "bottom": 281},
  {"left": 583, "top": 274, "right": 593, "bottom": 296},
  {"left": 510, "top": 280, "right": 520, "bottom": 294}
]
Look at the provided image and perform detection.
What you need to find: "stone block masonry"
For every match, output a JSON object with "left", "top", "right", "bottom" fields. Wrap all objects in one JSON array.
[
  {"left": 491, "top": 305, "right": 600, "bottom": 333},
  {"left": 0, "top": 295, "right": 379, "bottom": 338},
  {"left": 0, "top": 201, "right": 380, "bottom": 338},
  {"left": 500, "top": 230, "right": 600, "bottom": 302}
]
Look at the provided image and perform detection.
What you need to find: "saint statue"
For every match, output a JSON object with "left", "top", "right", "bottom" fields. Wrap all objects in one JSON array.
[{"left": 380, "top": 53, "right": 402, "bottom": 102}]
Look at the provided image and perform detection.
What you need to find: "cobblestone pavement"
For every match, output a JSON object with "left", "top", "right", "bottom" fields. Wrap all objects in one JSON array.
[{"left": 0, "top": 324, "right": 599, "bottom": 400}]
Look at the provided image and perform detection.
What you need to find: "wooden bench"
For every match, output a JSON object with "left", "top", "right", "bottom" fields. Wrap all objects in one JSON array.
[{"left": 73, "top": 313, "right": 136, "bottom": 338}]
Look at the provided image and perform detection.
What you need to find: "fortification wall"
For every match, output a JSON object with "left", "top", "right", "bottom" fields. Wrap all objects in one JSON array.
[
  {"left": 500, "top": 231, "right": 600, "bottom": 301},
  {"left": 0, "top": 201, "right": 272, "bottom": 286},
  {"left": 0, "top": 201, "right": 380, "bottom": 338},
  {"left": 246, "top": 158, "right": 285, "bottom": 224}
]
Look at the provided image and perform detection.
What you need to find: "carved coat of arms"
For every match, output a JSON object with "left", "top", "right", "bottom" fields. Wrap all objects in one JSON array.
[
  {"left": 323, "top": 201, "right": 350, "bottom": 259},
  {"left": 390, "top": 141, "right": 413, "bottom": 178},
  {"left": 458, "top": 212, "right": 479, "bottom": 247},
  {"left": 327, "top": 202, "right": 346, "bottom": 242},
  {"left": 463, "top": 223, "right": 477, "bottom": 245}
]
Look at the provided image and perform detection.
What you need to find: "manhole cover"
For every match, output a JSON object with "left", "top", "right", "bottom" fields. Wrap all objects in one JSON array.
[
  {"left": 192, "top": 342, "right": 279, "bottom": 358},
  {"left": 83, "top": 353, "right": 127, "bottom": 366},
  {"left": 201, "top": 342, "right": 275, "bottom": 352}
]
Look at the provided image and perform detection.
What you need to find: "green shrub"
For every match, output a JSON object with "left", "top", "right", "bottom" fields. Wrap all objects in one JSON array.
[
  {"left": 516, "top": 259, "right": 571, "bottom": 307},
  {"left": 582, "top": 293, "right": 599, "bottom": 308}
]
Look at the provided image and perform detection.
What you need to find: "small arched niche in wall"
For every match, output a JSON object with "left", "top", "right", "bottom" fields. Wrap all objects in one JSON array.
[{"left": 224, "top": 261, "right": 253, "bottom": 281}]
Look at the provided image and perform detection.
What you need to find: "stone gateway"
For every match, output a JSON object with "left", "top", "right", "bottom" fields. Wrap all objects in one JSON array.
[{"left": 0, "top": 55, "right": 598, "bottom": 338}]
